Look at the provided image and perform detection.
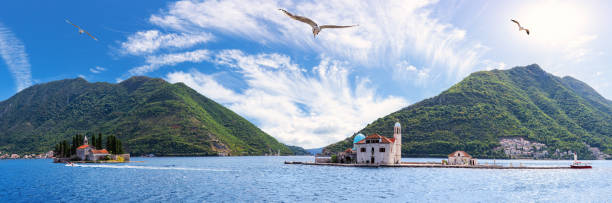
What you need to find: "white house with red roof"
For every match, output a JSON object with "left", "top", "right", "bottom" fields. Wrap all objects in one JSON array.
[
  {"left": 354, "top": 122, "right": 402, "bottom": 164},
  {"left": 447, "top": 150, "right": 477, "bottom": 165},
  {"left": 76, "top": 136, "right": 110, "bottom": 161}
]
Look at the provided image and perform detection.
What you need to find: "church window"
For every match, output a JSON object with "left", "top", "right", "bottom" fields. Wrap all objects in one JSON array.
[
  {"left": 379, "top": 148, "right": 385, "bottom": 152},
  {"left": 360, "top": 148, "right": 366, "bottom": 152}
]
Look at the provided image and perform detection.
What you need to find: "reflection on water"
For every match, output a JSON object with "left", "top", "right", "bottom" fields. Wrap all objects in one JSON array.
[{"left": 1, "top": 156, "right": 612, "bottom": 202}]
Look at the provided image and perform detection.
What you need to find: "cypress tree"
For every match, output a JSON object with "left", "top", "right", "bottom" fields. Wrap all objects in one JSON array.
[
  {"left": 106, "top": 135, "right": 111, "bottom": 153},
  {"left": 57, "top": 143, "right": 62, "bottom": 158},
  {"left": 117, "top": 140, "right": 124, "bottom": 154},
  {"left": 91, "top": 134, "right": 96, "bottom": 148},
  {"left": 63, "top": 140, "right": 69, "bottom": 158},
  {"left": 78, "top": 134, "right": 83, "bottom": 146},
  {"left": 111, "top": 136, "right": 117, "bottom": 154},
  {"left": 71, "top": 135, "right": 76, "bottom": 156},
  {"left": 97, "top": 133, "right": 102, "bottom": 149}
]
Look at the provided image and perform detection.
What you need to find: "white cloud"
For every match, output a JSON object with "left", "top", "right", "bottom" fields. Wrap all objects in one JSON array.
[
  {"left": 149, "top": 0, "right": 486, "bottom": 79},
  {"left": 564, "top": 34, "right": 598, "bottom": 62},
  {"left": 89, "top": 66, "right": 106, "bottom": 74},
  {"left": 480, "top": 60, "right": 507, "bottom": 71},
  {"left": 120, "top": 30, "right": 212, "bottom": 55},
  {"left": 0, "top": 22, "right": 32, "bottom": 92},
  {"left": 393, "top": 61, "right": 432, "bottom": 86},
  {"left": 166, "top": 50, "right": 408, "bottom": 148},
  {"left": 127, "top": 49, "right": 211, "bottom": 76},
  {"left": 118, "top": 0, "right": 497, "bottom": 147},
  {"left": 166, "top": 70, "right": 241, "bottom": 104}
]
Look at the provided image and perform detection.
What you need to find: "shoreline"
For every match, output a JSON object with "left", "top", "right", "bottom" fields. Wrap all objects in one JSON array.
[{"left": 284, "top": 161, "right": 575, "bottom": 169}]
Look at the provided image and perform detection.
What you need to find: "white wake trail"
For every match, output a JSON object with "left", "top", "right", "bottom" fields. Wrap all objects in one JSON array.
[{"left": 68, "top": 164, "right": 236, "bottom": 172}]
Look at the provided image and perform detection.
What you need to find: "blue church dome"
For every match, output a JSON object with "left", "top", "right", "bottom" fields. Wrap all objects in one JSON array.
[
  {"left": 353, "top": 133, "right": 365, "bottom": 144},
  {"left": 352, "top": 133, "right": 366, "bottom": 151},
  {"left": 394, "top": 122, "right": 401, "bottom": 127}
]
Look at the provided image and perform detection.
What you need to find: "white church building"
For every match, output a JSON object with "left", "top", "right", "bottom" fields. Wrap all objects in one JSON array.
[{"left": 354, "top": 122, "right": 402, "bottom": 164}]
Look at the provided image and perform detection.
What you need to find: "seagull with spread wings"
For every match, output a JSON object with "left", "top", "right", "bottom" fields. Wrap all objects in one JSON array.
[
  {"left": 279, "top": 9, "right": 358, "bottom": 38},
  {"left": 511, "top": 19, "right": 530, "bottom": 35},
  {"left": 65, "top": 19, "right": 98, "bottom": 41}
]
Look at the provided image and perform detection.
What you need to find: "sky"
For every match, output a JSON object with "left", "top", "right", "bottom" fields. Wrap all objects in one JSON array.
[{"left": 1, "top": 0, "right": 611, "bottom": 148}]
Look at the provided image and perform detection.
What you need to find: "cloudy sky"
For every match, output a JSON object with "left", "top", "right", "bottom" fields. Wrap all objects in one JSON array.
[{"left": 1, "top": 0, "right": 611, "bottom": 148}]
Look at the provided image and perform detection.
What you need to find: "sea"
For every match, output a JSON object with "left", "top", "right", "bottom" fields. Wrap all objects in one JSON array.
[{"left": 1, "top": 156, "right": 612, "bottom": 202}]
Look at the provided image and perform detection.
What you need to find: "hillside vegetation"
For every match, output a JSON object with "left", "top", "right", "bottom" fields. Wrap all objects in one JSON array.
[
  {"left": 0, "top": 76, "right": 292, "bottom": 156},
  {"left": 325, "top": 64, "right": 612, "bottom": 159}
]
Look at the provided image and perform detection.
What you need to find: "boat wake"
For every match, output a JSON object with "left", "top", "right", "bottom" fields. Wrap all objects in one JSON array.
[{"left": 67, "top": 164, "right": 235, "bottom": 172}]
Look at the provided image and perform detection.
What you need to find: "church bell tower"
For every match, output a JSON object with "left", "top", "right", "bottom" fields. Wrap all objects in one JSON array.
[{"left": 393, "top": 122, "right": 402, "bottom": 164}]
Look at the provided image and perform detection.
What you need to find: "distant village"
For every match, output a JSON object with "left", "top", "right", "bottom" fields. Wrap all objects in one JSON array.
[
  {"left": 496, "top": 138, "right": 549, "bottom": 159},
  {"left": 0, "top": 150, "right": 55, "bottom": 159},
  {"left": 495, "top": 137, "right": 611, "bottom": 160}
]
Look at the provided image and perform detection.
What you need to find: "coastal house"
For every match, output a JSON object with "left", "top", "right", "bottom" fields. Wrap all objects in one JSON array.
[
  {"left": 76, "top": 136, "right": 111, "bottom": 161},
  {"left": 337, "top": 148, "right": 356, "bottom": 163},
  {"left": 354, "top": 122, "right": 402, "bottom": 165},
  {"left": 448, "top": 151, "right": 477, "bottom": 165}
]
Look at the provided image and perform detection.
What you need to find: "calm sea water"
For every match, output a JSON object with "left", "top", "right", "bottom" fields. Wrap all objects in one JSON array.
[{"left": 1, "top": 156, "right": 612, "bottom": 202}]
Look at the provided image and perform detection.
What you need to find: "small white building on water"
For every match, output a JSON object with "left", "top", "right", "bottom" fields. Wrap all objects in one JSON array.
[
  {"left": 354, "top": 122, "right": 402, "bottom": 164},
  {"left": 447, "top": 150, "right": 477, "bottom": 165}
]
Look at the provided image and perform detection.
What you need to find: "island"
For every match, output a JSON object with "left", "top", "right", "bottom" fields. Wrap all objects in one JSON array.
[
  {"left": 287, "top": 122, "right": 582, "bottom": 169},
  {"left": 53, "top": 134, "right": 130, "bottom": 163}
]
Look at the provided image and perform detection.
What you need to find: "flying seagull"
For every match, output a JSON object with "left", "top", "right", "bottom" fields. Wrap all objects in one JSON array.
[
  {"left": 278, "top": 9, "right": 358, "bottom": 38},
  {"left": 511, "top": 19, "right": 530, "bottom": 35},
  {"left": 65, "top": 19, "right": 98, "bottom": 41}
]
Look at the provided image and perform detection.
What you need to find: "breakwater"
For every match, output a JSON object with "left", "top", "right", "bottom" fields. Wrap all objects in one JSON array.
[{"left": 284, "top": 161, "right": 574, "bottom": 169}]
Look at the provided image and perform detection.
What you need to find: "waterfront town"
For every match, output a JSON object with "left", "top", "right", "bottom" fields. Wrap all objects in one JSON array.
[
  {"left": 0, "top": 150, "right": 54, "bottom": 159},
  {"left": 496, "top": 137, "right": 610, "bottom": 160},
  {"left": 496, "top": 137, "right": 549, "bottom": 159}
]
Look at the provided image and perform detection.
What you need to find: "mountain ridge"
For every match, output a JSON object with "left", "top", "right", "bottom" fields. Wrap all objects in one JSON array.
[
  {"left": 324, "top": 64, "right": 612, "bottom": 159},
  {"left": 0, "top": 76, "right": 293, "bottom": 156}
]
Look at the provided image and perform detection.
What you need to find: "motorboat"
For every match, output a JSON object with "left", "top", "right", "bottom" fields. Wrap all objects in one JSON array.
[{"left": 570, "top": 153, "right": 592, "bottom": 169}]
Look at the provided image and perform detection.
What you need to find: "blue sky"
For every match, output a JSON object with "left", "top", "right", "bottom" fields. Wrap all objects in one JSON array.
[{"left": 1, "top": 0, "right": 611, "bottom": 148}]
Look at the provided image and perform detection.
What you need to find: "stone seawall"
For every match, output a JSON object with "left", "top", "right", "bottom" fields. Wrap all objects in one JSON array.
[{"left": 284, "top": 161, "right": 573, "bottom": 169}]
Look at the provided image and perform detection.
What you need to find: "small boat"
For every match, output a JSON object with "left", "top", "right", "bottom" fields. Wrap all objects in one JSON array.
[
  {"left": 571, "top": 162, "right": 592, "bottom": 169},
  {"left": 570, "top": 153, "right": 592, "bottom": 169}
]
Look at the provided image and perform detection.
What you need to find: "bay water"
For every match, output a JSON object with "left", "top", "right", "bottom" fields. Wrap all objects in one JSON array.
[{"left": 2, "top": 156, "right": 611, "bottom": 202}]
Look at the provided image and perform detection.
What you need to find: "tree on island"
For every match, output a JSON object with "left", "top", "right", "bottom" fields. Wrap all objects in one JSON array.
[
  {"left": 96, "top": 133, "right": 103, "bottom": 149},
  {"left": 53, "top": 133, "right": 126, "bottom": 157},
  {"left": 53, "top": 140, "right": 71, "bottom": 158},
  {"left": 105, "top": 135, "right": 125, "bottom": 154},
  {"left": 91, "top": 134, "right": 96, "bottom": 149}
]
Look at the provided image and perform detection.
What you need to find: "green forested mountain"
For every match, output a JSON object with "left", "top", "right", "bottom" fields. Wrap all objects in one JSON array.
[
  {"left": 0, "top": 76, "right": 293, "bottom": 156},
  {"left": 325, "top": 64, "right": 612, "bottom": 159}
]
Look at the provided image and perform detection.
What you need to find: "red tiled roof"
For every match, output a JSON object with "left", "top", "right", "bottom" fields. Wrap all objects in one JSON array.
[
  {"left": 77, "top": 145, "right": 90, "bottom": 149},
  {"left": 355, "top": 134, "right": 395, "bottom": 144},
  {"left": 380, "top": 137, "right": 393, "bottom": 144},
  {"left": 448, "top": 150, "right": 472, "bottom": 158},
  {"left": 344, "top": 148, "right": 354, "bottom": 153},
  {"left": 91, "top": 149, "right": 109, "bottom": 154}
]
